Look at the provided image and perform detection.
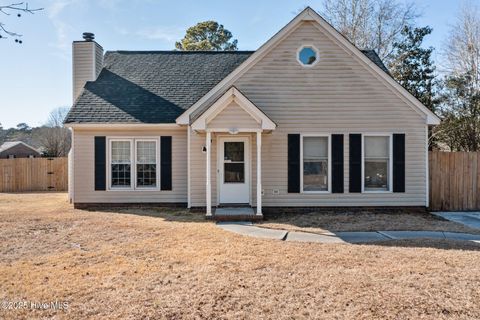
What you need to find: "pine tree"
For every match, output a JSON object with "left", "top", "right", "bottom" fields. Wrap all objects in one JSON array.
[
  {"left": 388, "top": 26, "right": 439, "bottom": 113},
  {"left": 175, "top": 21, "right": 238, "bottom": 51}
]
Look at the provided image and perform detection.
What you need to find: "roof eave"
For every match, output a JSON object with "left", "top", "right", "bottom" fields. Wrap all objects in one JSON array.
[{"left": 65, "top": 122, "right": 183, "bottom": 129}]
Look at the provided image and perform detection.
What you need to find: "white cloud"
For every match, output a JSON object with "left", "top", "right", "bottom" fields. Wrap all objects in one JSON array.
[
  {"left": 48, "top": 0, "right": 75, "bottom": 18},
  {"left": 47, "top": 0, "right": 80, "bottom": 60}
]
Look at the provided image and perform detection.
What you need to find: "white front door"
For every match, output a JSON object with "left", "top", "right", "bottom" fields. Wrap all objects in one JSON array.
[{"left": 218, "top": 136, "right": 250, "bottom": 204}]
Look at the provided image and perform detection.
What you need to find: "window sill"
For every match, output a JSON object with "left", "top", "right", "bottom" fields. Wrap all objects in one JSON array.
[
  {"left": 302, "top": 191, "right": 331, "bottom": 194},
  {"left": 107, "top": 187, "right": 162, "bottom": 192},
  {"left": 362, "top": 190, "right": 392, "bottom": 194}
]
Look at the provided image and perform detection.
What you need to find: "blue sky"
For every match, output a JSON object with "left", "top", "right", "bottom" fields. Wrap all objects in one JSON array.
[{"left": 0, "top": 0, "right": 462, "bottom": 129}]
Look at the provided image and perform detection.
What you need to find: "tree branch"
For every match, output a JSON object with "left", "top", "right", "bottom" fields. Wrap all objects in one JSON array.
[
  {"left": 0, "top": 2, "right": 43, "bottom": 42},
  {"left": 0, "top": 2, "right": 43, "bottom": 15}
]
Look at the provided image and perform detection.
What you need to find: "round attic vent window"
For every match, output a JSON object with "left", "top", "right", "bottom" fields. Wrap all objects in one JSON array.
[{"left": 297, "top": 45, "right": 319, "bottom": 67}]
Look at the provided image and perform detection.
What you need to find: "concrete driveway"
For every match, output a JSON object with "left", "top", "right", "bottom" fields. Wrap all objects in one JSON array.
[{"left": 434, "top": 212, "right": 480, "bottom": 229}]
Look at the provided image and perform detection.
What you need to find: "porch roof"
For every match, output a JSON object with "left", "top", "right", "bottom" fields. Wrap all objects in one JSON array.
[{"left": 190, "top": 86, "right": 277, "bottom": 132}]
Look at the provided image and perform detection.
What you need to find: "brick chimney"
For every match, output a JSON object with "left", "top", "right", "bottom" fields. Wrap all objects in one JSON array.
[{"left": 72, "top": 32, "right": 103, "bottom": 102}]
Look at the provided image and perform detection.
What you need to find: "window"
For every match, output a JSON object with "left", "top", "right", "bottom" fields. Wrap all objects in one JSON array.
[
  {"left": 364, "top": 136, "right": 391, "bottom": 192},
  {"left": 109, "top": 138, "right": 159, "bottom": 190},
  {"left": 303, "top": 136, "right": 329, "bottom": 192},
  {"left": 297, "top": 45, "right": 319, "bottom": 66},
  {"left": 136, "top": 140, "right": 157, "bottom": 188},
  {"left": 223, "top": 142, "right": 245, "bottom": 183},
  {"left": 111, "top": 140, "right": 132, "bottom": 188}
]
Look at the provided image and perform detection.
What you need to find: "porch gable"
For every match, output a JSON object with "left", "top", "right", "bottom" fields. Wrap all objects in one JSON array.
[{"left": 191, "top": 86, "right": 276, "bottom": 132}]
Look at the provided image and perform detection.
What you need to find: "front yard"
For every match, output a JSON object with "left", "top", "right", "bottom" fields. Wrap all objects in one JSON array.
[{"left": 1, "top": 193, "right": 480, "bottom": 319}]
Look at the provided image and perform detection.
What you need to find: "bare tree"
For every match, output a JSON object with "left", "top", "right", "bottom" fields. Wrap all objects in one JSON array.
[
  {"left": 39, "top": 107, "right": 71, "bottom": 157},
  {"left": 443, "top": 1, "right": 480, "bottom": 89},
  {"left": 321, "top": 0, "right": 419, "bottom": 63},
  {"left": 46, "top": 107, "right": 70, "bottom": 128},
  {"left": 0, "top": 2, "right": 43, "bottom": 43},
  {"left": 435, "top": 2, "right": 480, "bottom": 151}
]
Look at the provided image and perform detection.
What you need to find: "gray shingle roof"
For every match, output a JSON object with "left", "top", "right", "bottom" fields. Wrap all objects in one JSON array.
[
  {"left": 65, "top": 51, "right": 254, "bottom": 124},
  {"left": 361, "top": 50, "right": 390, "bottom": 74},
  {"left": 0, "top": 141, "right": 40, "bottom": 154},
  {"left": 65, "top": 49, "right": 389, "bottom": 124}
]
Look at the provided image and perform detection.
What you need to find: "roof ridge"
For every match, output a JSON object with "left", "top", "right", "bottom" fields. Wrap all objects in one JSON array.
[{"left": 106, "top": 50, "right": 256, "bottom": 55}]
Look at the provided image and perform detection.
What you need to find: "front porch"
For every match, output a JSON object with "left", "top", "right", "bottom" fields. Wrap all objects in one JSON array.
[{"left": 190, "top": 86, "right": 276, "bottom": 220}]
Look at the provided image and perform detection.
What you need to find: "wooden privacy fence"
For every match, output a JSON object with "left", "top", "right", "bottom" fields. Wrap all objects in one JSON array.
[
  {"left": 429, "top": 151, "right": 480, "bottom": 211},
  {"left": 0, "top": 157, "right": 68, "bottom": 192},
  {"left": 0, "top": 153, "right": 478, "bottom": 209}
]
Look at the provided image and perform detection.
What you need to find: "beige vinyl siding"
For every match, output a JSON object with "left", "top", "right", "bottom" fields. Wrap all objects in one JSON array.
[
  {"left": 73, "top": 127, "right": 187, "bottom": 204},
  {"left": 72, "top": 41, "right": 103, "bottom": 102},
  {"left": 208, "top": 101, "right": 260, "bottom": 129},
  {"left": 190, "top": 128, "right": 257, "bottom": 207},
  {"left": 190, "top": 21, "right": 428, "bottom": 207},
  {"left": 94, "top": 42, "right": 103, "bottom": 78}
]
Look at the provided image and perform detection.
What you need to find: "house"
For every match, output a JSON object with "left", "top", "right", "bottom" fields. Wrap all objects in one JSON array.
[
  {"left": 0, "top": 141, "right": 41, "bottom": 159},
  {"left": 64, "top": 8, "right": 440, "bottom": 218}
]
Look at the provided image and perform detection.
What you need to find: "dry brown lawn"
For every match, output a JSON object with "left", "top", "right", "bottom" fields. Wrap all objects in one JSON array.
[
  {"left": 0, "top": 193, "right": 480, "bottom": 319},
  {"left": 260, "top": 210, "right": 480, "bottom": 235}
]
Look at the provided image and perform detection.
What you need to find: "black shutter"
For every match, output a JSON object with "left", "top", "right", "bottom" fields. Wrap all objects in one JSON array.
[
  {"left": 332, "top": 134, "right": 344, "bottom": 193},
  {"left": 160, "top": 136, "right": 172, "bottom": 190},
  {"left": 349, "top": 134, "right": 362, "bottom": 193},
  {"left": 288, "top": 134, "right": 301, "bottom": 193},
  {"left": 94, "top": 136, "right": 106, "bottom": 191},
  {"left": 393, "top": 133, "right": 406, "bottom": 192}
]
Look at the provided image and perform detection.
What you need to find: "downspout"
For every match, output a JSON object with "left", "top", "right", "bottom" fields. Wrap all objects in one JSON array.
[{"left": 425, "top": 124, "right": 429, "bottom": 208}]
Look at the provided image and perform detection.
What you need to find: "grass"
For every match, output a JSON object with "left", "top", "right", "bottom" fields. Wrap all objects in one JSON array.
[
  {"left": 260, "top": 210, "right": 480, "bottom": 235},
  {"left": 0, "top": 193, "right": 479, "bottom": 319}
]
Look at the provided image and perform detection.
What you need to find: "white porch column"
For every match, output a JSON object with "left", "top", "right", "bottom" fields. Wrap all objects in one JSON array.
[
  {"left": 256, "top": 131, "right": 262, "bottom": 215},
  {"left": 206, "top": 131, "right": 212, "bottom": 216}
]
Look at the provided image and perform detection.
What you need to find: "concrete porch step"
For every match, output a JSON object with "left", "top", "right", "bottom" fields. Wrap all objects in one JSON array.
[{"left": 207, "top": 207, "right": 263, "bottom": 222}]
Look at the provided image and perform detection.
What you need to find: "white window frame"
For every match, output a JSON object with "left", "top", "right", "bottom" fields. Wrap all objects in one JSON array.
[
  {"left": 296, "top": 44, "right": 320, "bottom": 67},
  {"left": 361, "top": 133, "right": 393, "bottom": 193},
  {"left": 300, "top": 134, "right": 331, "bottom": 194},
  {"left": 107, "top": 137, "right": 160, "bottom": 191},
  {"left": 134, "top": 139, "right": 160, "bottom": 190}
]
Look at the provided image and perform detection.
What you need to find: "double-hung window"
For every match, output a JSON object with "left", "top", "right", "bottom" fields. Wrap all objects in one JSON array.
[
  {"left": 302, "top": 135, "right": 330, "bottom": 192},
  {"left": 136, "top": 140, "right": 158, "bottom": 188},
  {"left": 363, "top": 135, "right": 391, "bottom": 192},
  {"left": 109, "top": 138, "right": 159, "bottom": 190},
  {"left": 111, "top": 140, "right": 132, "bottom": 188}
]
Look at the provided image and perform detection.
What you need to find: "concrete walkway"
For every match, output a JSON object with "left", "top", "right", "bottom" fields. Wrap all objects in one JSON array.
[
  {"left": 434, "top": 212, "right": 480, "bottom": 229},
  {"left": 216, "top": 222, "right": 480, "bottom": 244}
]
